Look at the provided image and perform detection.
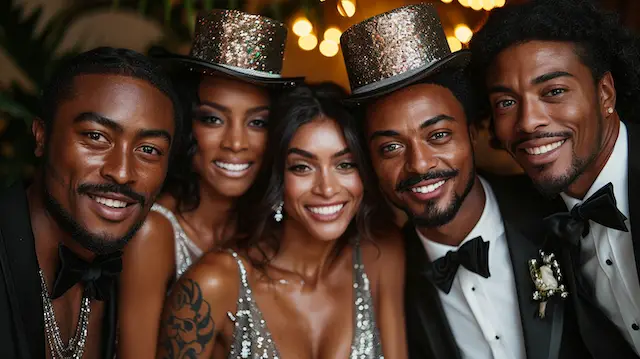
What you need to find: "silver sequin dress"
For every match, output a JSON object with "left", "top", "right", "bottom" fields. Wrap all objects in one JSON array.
[
  {"left": 151, "top": 203, "right": 204, "bottom": 279},
  {"left": 226, "top": 241, "right": 384, "bottom": 359}
]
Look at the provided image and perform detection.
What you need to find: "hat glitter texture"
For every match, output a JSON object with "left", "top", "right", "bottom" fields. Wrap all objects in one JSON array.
[{"left": 341, "top": 4, "right": 470, "bottom": 101}]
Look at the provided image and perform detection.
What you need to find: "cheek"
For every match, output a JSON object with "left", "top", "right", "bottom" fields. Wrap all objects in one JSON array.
[
  {"left": 343, "top": 173, "right": 364, "bottom": 202},
  {"left": 247, "top": 131, "right": 268, "bottom": 159},
  {"left": 492, "top": 117, "right": 516, "bottom": 145},
  {"left": 282, "top": 173, "right": 313, "bottom": 209},
  {"left": 192, "top": 126, "right": 223, "bottom": 158}
]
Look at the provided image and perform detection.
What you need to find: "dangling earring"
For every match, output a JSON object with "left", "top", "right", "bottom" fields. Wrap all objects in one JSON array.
[
  {"left": 607, "top": 107, "right": 614, "bottom": 115},
  {"left": 273, "top": 202, "right": 283, "bottom": 222}
]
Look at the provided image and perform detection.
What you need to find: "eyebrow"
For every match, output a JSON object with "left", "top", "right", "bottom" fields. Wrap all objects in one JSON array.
[
  {"left": 287, "top": 147, "right": 351, "bottom": 160},
  {"left": 73, "top": 112, "right": 123, "bottom": 132},
  {"left": 531, "top": 71, "right": 574, "bottom": 85},
  {"left": 199, "top": 101, "right": 269, "bottom": 116},
  {"left": 137, "top": 129, "right": 172, "bottom": 144},
  {"left": 488, "top": 71, "right": 575, "bottom": 95},
  {"left": 420, "top": 114, "right": 454, "bottom": 129},
  {"left": 369, "top": 114, "right": 454, "bottom": 142},
  {"left": 74, "top": 112, "right": 172, "bottom": 144}
]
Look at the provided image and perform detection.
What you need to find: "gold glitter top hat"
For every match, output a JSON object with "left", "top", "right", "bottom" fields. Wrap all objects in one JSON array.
[
  {"left": 340, "top": 3, "right": 470, "bottom": 102},
  {"left": 151, "top": 9, "right": 303, "bottom": 86}
]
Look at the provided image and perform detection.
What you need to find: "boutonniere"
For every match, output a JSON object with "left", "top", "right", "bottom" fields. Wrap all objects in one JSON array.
[{"left": 528, "top": 250, "right": 569, "bottom": 318}]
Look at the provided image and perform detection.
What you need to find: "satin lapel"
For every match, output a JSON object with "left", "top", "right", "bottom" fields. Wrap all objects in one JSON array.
[
  {"left": 625, "top": 122, "right": 640, "bottom": 285},
  {"left": 0, "top": 184, "right": 45, "bottom": 359},
  {"left": 503, "top": 221, "right": 563, "bottom": 359},
  {"left": 403, "top": 225, "right": 461, "bottom": 359}
]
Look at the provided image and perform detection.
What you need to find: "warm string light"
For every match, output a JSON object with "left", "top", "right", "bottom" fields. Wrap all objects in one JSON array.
[
  {"left": 337, "top": 0, "right": 356, "bottom": 17},
  {"left": 452, "top": 0, "right": 505, "bottom": 10},
  {"left": 293, "top": 16, "right": 343, "bottom": 57},
  {"left": 454, "top": 24, "right": 473, "bottom": 44}
]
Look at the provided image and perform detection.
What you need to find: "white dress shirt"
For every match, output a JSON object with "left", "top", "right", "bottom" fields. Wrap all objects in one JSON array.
[
  {"left": 560, "top": 122, "right": 640, "bottom": 355},
  {"left": 417, "top": 177, "right": 526, "bottom": 359}
]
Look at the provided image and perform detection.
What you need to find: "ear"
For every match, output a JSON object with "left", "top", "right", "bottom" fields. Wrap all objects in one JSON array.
[
  {"left": 32, "top": 118, "right": 46, "bottom": 158},
  {"left": 598, "top": 72, "right": 617, "bottom": 118}
]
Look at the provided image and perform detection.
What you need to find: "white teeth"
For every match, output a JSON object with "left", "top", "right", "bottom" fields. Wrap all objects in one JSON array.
[
  {"left": 215, "top": 161, "right": 250, "bottom": 172},
  {"left": 525, "top": 140, "right": 565, "bottom": 155},
  {"left": 411, "top": 180, "right": 446, "bottom": 194},
  {"left": 94, "top": 196, "right": 127, "bottom": 208},
  {"left": 308, "top": 204, "right": 344, "bottom": 216}
]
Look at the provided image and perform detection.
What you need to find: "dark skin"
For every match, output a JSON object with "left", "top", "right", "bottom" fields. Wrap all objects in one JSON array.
[
  {"left": 366, "top": 83, "right": 485, "bottom": 246},
  {"left": 28, "top": 74, "right": 175, "bottom": 359},
  {"left": 118, "top": 75, "right": 270, "bottom": 358},
  {"left": 156, "top": 118, "right": 407, "bottom": 358},
  {"left": 486, "top": 40, "right": 619, "bottom": 199}
]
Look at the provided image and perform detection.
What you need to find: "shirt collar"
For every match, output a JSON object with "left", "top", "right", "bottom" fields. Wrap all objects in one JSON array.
[
  {"left": 560, "top": 121, "right": 629, "bottom": 216},
  {"left": 417, "top": 176, "right": 505, "bottom": 262}
]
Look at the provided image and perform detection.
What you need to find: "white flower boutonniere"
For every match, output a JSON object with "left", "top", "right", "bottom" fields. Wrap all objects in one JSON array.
[{"left": 528, "top": 250, "right": 569, "bottom": 318}]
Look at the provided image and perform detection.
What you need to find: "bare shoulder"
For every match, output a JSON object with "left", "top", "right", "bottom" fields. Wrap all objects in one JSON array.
[
  {"left": 175, "top": 250, "right": 242, "bottom": 303},
  {"left": 124, "top": 207, "right": 175, "bottom": 259}
]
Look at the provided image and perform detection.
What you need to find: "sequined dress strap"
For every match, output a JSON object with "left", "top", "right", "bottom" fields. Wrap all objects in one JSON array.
[
  {"left": 226, "top": 250, "right": 281, "bottom": 359},
  {"left": 151, "top": 203, "right": 203, "bottom": 279},
  {"left": 350, "top": 240, "right": 384, "bottom": 359}
]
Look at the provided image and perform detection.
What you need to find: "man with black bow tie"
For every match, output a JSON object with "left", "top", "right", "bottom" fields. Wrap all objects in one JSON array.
[
  {"left": 340, "top": 4, "right": 591, "bottom": 359},
  {"left": 471, "top": 0, "right": 640, "bottom": 357},
  {"left": 0, "top": 47, "right": 182, "bottom": 359}
]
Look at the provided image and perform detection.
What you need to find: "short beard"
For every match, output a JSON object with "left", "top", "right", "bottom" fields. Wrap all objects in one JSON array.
[
  {"left": 410, "top": 162, "right": 476, "bottom": 228},
  {"left": 531, "top": 114, "right": 603, "bottom": 198},
  {"left": 41, "top": 155, "right": 145, "bottom": 255}
]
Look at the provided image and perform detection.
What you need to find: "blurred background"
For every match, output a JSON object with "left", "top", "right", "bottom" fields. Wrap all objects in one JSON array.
[{"left": 1, "top": 0, "right": 639, "bottom": 186}]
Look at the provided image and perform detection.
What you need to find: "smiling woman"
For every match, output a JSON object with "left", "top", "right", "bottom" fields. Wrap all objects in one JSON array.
[{"left": 155, "top": 83, "right": 408, "bottom": 359}]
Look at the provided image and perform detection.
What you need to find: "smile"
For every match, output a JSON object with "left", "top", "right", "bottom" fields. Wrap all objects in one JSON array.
[
  {"left": 410, "top": 180, "right": 446, "bottom": 194},
  {"left": 92, "top": 196, "right": 129, "bottom": 208},
  {"left": 307, "top": 203, "right": 344, "bottom": 215},
  {"left": 214, "top": 161, "right": 252, "bottom": 172},
  {"left": 523, "top": 140, "right": 566, "bottom": 155}
]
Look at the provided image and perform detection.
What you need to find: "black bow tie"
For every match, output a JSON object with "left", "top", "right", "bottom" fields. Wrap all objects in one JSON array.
[
  {"left": 51, "top": 245, "right": 123, "bottom": 301},
  {"left": 544, "top": 182, "right": 628, "bottom": 246},
  {"left": 425, "top": 236, "right": 491, "bottom": 294}
]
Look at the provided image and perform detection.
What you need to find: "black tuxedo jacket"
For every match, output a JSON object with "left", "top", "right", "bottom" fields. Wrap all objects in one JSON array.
[
  {"left": 0, "top": 183, "right": 117, "bottom": 359},
  {"left": 404, "top": 174, "right": 592, "bottom": 359},
  {"left": 553, "top": 122, "right": 640, "bottom": 359}
]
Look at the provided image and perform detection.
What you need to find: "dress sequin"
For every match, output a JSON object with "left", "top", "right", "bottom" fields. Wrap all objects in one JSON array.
[
  {"left": 151, "top": 203, "right": 204, "bottom": 280},
  {"left": 226, "top": 241, "right": 383, "bottom": 359}
]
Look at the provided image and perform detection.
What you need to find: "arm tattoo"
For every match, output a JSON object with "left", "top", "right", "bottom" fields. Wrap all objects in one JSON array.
[{"left": 160, "top": 279, "right": 215, "bottom": 358}]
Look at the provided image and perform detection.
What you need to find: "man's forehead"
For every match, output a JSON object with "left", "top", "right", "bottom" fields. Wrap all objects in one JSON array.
[
  {"left": 365, "top": 84, "right": 462, "bottom": 129},
  {"left": 58, "top": 74, "right": 173, "bottom": 129},
  {"left": 489, "top": 41, "right": 584, "bottom": 82}
]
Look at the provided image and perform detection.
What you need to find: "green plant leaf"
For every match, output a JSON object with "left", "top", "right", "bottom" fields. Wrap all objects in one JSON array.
[{"left": 0, "top": 93, "right": 34, "bottom": 125}]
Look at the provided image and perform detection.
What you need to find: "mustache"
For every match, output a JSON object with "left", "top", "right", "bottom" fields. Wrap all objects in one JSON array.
[
  {"left": 511, "top": 131, "right": 571, "bottom": 153},
  {"left": 396, "top": 169, "right": 459, "bottom": 192},
  {"left": 77, "top": 183, "right": 146, "bottom": 206}
]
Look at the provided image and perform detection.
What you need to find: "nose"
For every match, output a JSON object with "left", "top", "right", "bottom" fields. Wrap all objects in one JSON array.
[
  {"left": 517, "top": 97, "right": 550, "bottom": 133},
  {"left": 220, "top": 120, "right": 249, "bottom": 152},
  {"left": 100, "top": 145, "right": 134, "bottom": 185},
  {"left": 312, "top": 168, "right": 339, "bottom": 198},
  {"left": 404, "top": 140, "right": 437, "bottom": 174}
]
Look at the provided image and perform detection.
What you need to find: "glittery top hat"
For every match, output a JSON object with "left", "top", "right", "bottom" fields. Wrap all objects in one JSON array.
[
  {"left": 340, "top": 3, "right": 470, "bottom": 102},
  {"left": 151, "top": 9, "right": 303, "bottom": 86}
]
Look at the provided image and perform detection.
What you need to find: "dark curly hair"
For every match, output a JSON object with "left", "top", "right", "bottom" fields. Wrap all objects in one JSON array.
[
  {"left": 470, "top": 0, "right": 640, "bottom": 123},
  {"left": 229, "top": 82, "right": 392, "bottom": 271}
]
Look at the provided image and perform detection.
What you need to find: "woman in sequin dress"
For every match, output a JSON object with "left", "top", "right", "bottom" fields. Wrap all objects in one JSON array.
[
  {"left": 117, "top": 10, "right": 302, "bottom": 358},
  {"left": 157, "top": 83, "right": 408, "bottom": 359}
]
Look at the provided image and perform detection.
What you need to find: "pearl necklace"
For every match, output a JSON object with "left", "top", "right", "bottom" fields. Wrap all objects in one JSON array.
[{"left": 38, "top": 269, "right": 92, "bottom": 359}]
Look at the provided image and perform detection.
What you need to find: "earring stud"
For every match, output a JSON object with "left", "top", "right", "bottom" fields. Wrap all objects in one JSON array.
[
  {"left": 273, "top": 202, "right": 283, "bottom": 222},
  {"left": 607, "top": 107, "right": 614, "bottom": 114}
]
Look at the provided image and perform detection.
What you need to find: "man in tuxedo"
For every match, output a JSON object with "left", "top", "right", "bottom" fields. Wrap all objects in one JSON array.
[
  {"left": 0, "top": 47, "right": 182, "bottom": 358},
  {"left": 340, "top": 3, "right": 591, "bottom": 359},
  {"left": 470, "top": 0, "right": 640, "bottom": 357}
]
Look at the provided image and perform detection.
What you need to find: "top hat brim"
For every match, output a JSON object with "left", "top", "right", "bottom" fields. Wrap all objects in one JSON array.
[
  {"left": 344, "top": 50, "right": 471, "bottom": 104},
  {"left": 150, "top": 47, "right": 304, "bottom": 87}
]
